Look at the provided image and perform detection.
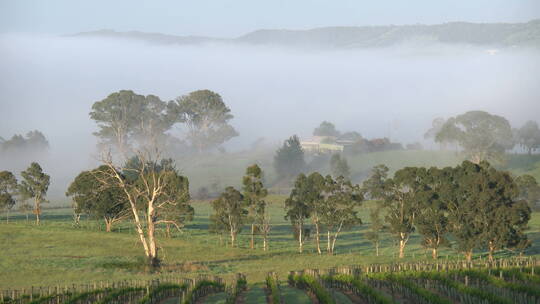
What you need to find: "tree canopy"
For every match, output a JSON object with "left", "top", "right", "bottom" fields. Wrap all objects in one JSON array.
[
  {"left": 19, "top": 162, "right": 50, "bottom": 225},
  {"left": 66, "top": 165, "right": 130, "bottom": 232},
  {"left": 167, "top": 90, "right": 238, "bottom": 152},
  {"left": 517, "top": 120, "right": 540, "bottom": 155},
  {"left": 0, "top": 171, "right": 18, "bottom": 222},
  {"left": 435, "top": 111, "right": 513, "bottom": 163},
  {"left": 313, "top": 121, "right": 340, "bottom": 137}
]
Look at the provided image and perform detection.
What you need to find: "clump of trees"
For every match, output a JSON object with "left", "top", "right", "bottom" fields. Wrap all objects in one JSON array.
[
  {"left": 363, "top": 161, "right": 532, "bottom": 261},
  {"left": 90, "top": 89, "right": 238, "bottom": 157},
  {"left": 516, "top": 120, "right": 540, "bottom": 155},
  {"left": 210, "top": 164, "right": 271, "bottom": 250},
  {"left": 329, "top": 153, "right": 350, "bottom": 180},
  {"left": 0, "top": 130, "right": 49, "bottom": 154},
  {"left": 285, "top": 173, "right": 363, "bottom": 255}
]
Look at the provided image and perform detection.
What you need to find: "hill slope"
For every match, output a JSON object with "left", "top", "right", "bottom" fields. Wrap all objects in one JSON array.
[{"left": 71, "top": 20, "right": 540, "bottom": 49}]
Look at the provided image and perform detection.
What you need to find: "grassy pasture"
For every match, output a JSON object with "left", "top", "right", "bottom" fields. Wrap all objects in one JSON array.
[{"left": 1, "top": 197, "right": 539, "bottom": 289}]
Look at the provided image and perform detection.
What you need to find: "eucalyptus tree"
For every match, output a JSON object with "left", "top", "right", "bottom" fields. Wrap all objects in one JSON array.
[
  {"left": 318, "top": 175, "right": 363, "bottom": 255},
  {"left": 0, "top": 171, "right": 18, "bottom": 223},
  {"left": 242, "top": 164, "right": 269, "bottom": 250},
  {"left": 365, "top": 206, "right": 385, "bottom": 256},
  {"left": 100, "top": 155, "right": 192, "bottom": 269},
  {"left": 167, "top": 90, "right": 238, "bottom": 152},
  {"left": 284, "top": 174, "right": 312, "bottom": 253},
  {"left": 414, "top": 167, "right": 453, "bottom": 259},
  {"left": 19, "top": 162, "right": 50, "bottom": 225},
  {"left": 517, "top": 120, "right": 540, "bottom": 155},
  {"left": 66, "top": 166, "right": 130, "bottom": 232},
  {"left": 435, "top": 111, "right": 513, "bottom": 163},
  {"left": 90, "top": 90, "right": 172, "bottom": 157},
  {"left": 449, "top": 161, "right": 531, "bottom": 261},
  {"left": 210, "top": 186, "right": 247, "bottom": 247}
]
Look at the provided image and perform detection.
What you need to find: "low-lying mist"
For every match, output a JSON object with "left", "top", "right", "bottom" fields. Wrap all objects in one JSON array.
[{"left": 1, "top": 33, "right": 539, "bottom": 200}]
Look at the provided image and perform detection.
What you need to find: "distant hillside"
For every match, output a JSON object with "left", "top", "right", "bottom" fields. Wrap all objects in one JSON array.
[{"left": 71, "top": 20, "right": 540, "bottom": 48}]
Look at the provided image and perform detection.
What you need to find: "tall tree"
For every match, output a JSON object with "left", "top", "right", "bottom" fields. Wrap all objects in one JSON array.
[
  {"left": 414, "top": 167, "right": 452, "bottom": 259},
  {"left": 167, "top": 90, "right": 238, "bottom": 152},
  {"left": 318, "top": 175, "right": 363, "bottom": 255},
  {"left": 0, "top": 171, "right": 18, "bottom": 223},
  {"left": 329, "top": 153, "right": 350, "bottom": 180},
  {"left": 66, "top": 166, "right": 130, "bottom": 232},
  {"left": 313, "top": 121, "right": 340, "bottom": 137},
  {"left": 210, "top": 186, "right": 247, "bottom": 247},
  {"left": 449, "top": 161, "right": 531, "bottom": 261},
  {"left": 435, "top": 111, "right": 514, "bottom": 163},
  {"left": 242, "top": 164, "right": 269, "bottom": 250},
  {"left": 100, "top": 154, "right": 191, "bottom": 269},
  {"left": 274, "top": 135, "right": 305, "bottom": 179},
  {"left": 517, "top": 121, "right": 540, "bottom": 155},
  {"left": 19, "top": 162, "right": 50, "bottom": 225},
  {"left": 284, "top": 174, "right": 312, "bottom": 253}
]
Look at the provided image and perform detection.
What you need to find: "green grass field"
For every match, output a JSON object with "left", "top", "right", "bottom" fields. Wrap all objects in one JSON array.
[
  {"left": 1, "top": 197, "right": 539, "bottom": 289},
  {"left": 1, "top": 150, "right": 539, "bottom": 289}
]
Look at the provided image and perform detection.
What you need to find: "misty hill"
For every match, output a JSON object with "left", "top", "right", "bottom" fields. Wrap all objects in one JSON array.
[{"left": 72, "top": 20, "right": 540, "bottom": 48}]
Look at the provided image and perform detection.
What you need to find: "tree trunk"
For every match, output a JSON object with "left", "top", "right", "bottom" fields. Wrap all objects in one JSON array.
[
  {"left": 6, "top": 209, "right": 9, "bottom": 224},
  {"left": 230, "top": 228, "right": 236, "bottom": 247},
  {"left": 298, "top": 222, "right": 303, "bottom": 253},
  {"left": 315, "top": 222, "right": 321, "bottom": 255},
  {"left": 488, "top": 241, "right": 495, "bottom": 262},
  {"left": 166, "top": 224, "right": 171, "bottom": 238},
  {"left": 35, "top": 211, "right": 40, "bottom": 225},
  {"left": 432, "top": 248, "right": 438, "bottom": 260},
  {"left": 263, "top": 231, "right": 268, "bottom": 251},
  {"left": 375, "top": 242, "right": 379, "bottom": 257},
  {"left": 104, "top": 218, "right": 112, "bottom": 232},
  {"left": 465, "top": 250, "right": 473, "bottom": 262},
  {"left": 26, "top": 213, "right": 29, "bottom": 222},
  {"left": 250, "top": 224, "right": 255, "bottom": 249},
  {"left": 399, "top": 239, "right": 406, "bottom": 258},
  {"left": 399, "top": 233, "right": 407, "bottom": 259},
  {"left": 327, "top": 231, "right": 331, "bottom": 254}
]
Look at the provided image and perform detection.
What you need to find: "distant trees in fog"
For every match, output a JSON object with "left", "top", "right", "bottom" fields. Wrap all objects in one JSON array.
[
  {"left": 89, "top": 89, "right": 238, "bottom": 157},
  {"left": 274, "top": 135, "right": 306, "bottom": 179},
  {"left": 0, "top": 130, "right": 49, "bottom": 160},
  {"left": 517, "top": 120, "right": 540, "bottom": 155}
]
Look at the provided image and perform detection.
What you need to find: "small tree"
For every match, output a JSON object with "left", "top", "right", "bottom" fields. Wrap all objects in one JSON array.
[
  {"left": 211, "top": 187, "right": 247, "bottom": 247},
  {"left": 19, "top": 162, "right": 50, "bottom": 225},
  {"left": 365, "top": 206, "right": 385, "bottom": 256},
  {"left": 66, "top": 166, "right": 131, "bottom": 232},
  {"left": 517, "top": 121, "right": 540, "bottom": 155},
  {"left": 242, "top": 164, "right": 268, "bottom": 250},
  {"left": 330, "top": 153, "right": 350, "bottom": 180},
  {"left": 274, "top": 135, "right": 305, "bottom": 180},
  {"left": 284, "top": 174, "right": 312, "bottom": 253},
  {"left": 0, "top": 171, "right": 18, "bottom": 223},
  {"left": 319, "top": 175, "right": 363, "bottom": 255}
]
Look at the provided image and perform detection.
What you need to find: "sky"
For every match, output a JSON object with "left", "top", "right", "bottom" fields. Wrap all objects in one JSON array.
[{"left": 1, "top": 0, "right": 540, "bottom": 37}]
